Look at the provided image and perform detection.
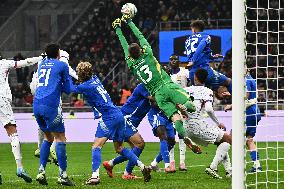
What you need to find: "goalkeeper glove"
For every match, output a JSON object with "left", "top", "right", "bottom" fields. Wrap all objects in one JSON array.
[
  {"left": 121, "top": 14, "right": 132, "bottom": 23},
  {"left": 112, "top": 18, "right": 121, "bottom": 29}
]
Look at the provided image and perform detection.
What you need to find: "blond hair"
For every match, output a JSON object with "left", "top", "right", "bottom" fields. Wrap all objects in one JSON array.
[{"left": 76, "top": 61, "right": 94, "bottom": 83}]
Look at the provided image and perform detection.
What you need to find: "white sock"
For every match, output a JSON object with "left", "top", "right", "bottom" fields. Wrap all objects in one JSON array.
[
  {"left": 10, "top": 133, "right": 23, "bottom": 168},
  {"left": 92, "top": 168, "right": 99, "bottom": 178},
  {"left": 151, "top": 159, "right": 158, "bottom": 167},
  {"left": 108, "top": 159, "right": 114, "bottom": 167},
  {"left": 210, "top": 142, "right": 231, "bottom": 170},
  {"left": 254, "top": 160, "right": 261, "bottom": 168},
  {"left": 221, "top": 152, "right": 232, "bottom": 173},
  {"left": 137, "top": 160, "right": 145, "bottom": 170},
  {"left": 38, "top": 129, "right": 44, "bottom": 149},
  {"left": 165, "top": 163, "right": 170, "bottom": 168},
  {"left": 169, "top": 146, "right": 175, "bottom": 163},
  {"left": 50, "top": 141, "right": 56, "bottom": 151},
  {"left": 179, "top": 139, "right": 186, "bottom": 164}
]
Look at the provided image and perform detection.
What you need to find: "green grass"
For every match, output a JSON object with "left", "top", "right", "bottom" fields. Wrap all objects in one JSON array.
[{"left": 0, "top": 142, "right": 231, "bottom": 189}]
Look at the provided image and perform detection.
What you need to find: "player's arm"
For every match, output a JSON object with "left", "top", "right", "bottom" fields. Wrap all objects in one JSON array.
[
  {"left": 205, "top": 101, "right": 220, "bottom": 125},
  {"left": 113, "top": 19, "right": 129, "bottom": 57},
  {"left": 191, "top": 35, "right": 211, "bottom": 63},
  {"left": 61, "top": 64, "right": 72, "bottom": 94},
  {"left": 8, "top": 56, "right": 43, "bottom": 69},
  {"left": 60, "top": 50, "right": 78, "bottom": 80}
]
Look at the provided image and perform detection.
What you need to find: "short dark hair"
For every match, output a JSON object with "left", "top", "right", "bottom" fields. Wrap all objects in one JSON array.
[
  {"left": 128, "top": 43, "right": 141, "bottom": 59},
  {"left": 45, "top": 43, "right": 60, "bottom": 59},
  {"left": 190, "top": 20, "right": 205, "bottom": 32},
  {"left": 195, "top": 68, "right": 208, "bottom": 84},
  {"left": 169, "top": 54, "right": 179, "bottom": 61}
]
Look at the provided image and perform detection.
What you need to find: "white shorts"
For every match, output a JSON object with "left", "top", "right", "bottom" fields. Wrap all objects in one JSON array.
[
  {"left": 0, "top": 97, "right": 16, "bottom": 126},
  {"left": 184, "top": 119, "right": 224, "bottom": 147}
]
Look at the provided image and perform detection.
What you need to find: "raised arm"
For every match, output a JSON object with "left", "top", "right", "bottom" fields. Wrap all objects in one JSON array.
[
  {"left": 113, "top": 18, "right": 129, "bottom": 58},
  {"left": 127, "top": 21, "right": 151, "bottom": 48},
  {"left": 13, "top": 56, "right": 42, "bottom": 68}
]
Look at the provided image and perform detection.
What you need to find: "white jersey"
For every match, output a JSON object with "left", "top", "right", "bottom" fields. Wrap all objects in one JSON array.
[
  {"left": 184, "top": 85, "right": 214, "bottom": 120},
  {"left": 170, "top": 67, "right": 189, "bottom": 88},
  {"left": 0, "top": 57, "right": 42, "bottom": 100}
]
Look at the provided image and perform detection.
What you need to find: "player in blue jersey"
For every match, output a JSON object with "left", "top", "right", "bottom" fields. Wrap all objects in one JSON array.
[
  {"left": 148, "top": 107, "right": 176, "bottom": 173},
  {"left": 185, "top": 20, "right": 232, "bottom": 93},
  {"left": 33, "top": 44, "right": 74, "bottom": 186},
  {"left": 219, "top": 66, "right": 262, "bottom": 173},
  {"left": 70, "top": 62, "right": 151, "bottom": 185},
  {"left": 103, "top": 83, "right": 152, "bottom": 180}
]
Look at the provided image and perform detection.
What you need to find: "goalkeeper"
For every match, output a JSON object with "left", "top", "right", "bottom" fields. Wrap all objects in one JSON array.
[{"left": 112, "top": 16, "right": 195, "bottom": 137}]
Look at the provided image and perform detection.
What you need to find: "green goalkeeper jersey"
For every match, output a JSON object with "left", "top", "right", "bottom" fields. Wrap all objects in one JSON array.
[{"left": 115, "top": 21, "right": 172, "bottom": 94}]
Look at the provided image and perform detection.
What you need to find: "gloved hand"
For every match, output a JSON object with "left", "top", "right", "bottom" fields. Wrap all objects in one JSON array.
[
  {"left": 112, "top": 18, "right": 122, "bottom": 29},
  {"left": 121, "top": 14, "right": 132, "bottom": 23}
]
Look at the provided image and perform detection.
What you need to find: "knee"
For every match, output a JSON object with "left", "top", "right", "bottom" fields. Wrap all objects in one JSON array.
[
  {"left": 5, "top": 124, "right": 17, "bottom": 136},
  {"left": 157, "top": 126, "right": 167, "bottom": 140},
  {"left": 115, "top": 146, "right": 123, "bottom": 154},
  {"left": 136, "top": 140, "right": 145, "bottom": 150},
  {"left": 168, "top": 138, "right": 176, "bottom": 146}
]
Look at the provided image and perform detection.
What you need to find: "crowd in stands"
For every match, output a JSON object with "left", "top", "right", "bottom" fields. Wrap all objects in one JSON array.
[{"left": 8, "top": 0, "right": 236, "bottom": 108}]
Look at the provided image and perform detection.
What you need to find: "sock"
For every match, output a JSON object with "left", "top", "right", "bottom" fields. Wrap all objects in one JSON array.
[
  {"left": 210, "top": 142, "right": 231, "bottom": 170},
  {"left": 250, "top": 150, "right": 260, "bottom": 168},
  {"left": 120, "top": 148, "right": 144, "bottom": 170},
  {"left": 160, "top": 140, "right": 170, "bottom": 165},
  {"left": 169, "top": 146, "right": 175, "bottom": 163},
  {"left": 9, "top": 133, "right": 23, "bottom": 169},
  {"left": 125, "top": 147, "right": 143, "bottom": 173},
  {"left": 112, "top": 155, "right": 127, "bottom": 166},
  {"left": 56, "top": 142, "right": 67, "bottom": 175},
  {"left": 151, "top": 153, "right": 163, "bottom": 167},
  {"left": 179, "top": 139, "right": 186, "bottom": 164},
  {"left": 174, "top": 120, "right": 185, "bottom": 137},
  {"left": 38, "top": 129, "right": 44, "bottom": 149},
  {"left": 221, "top": 153, "right": 232, "bottom": 173},
  {"left": 39, "top": 140, "right": 52, "bottom": 172},
  {"left": 92, "top": 147, "right": 102, "bottom": 176}
]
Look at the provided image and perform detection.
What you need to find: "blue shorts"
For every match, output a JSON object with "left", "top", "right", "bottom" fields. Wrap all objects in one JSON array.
[
  {"left": 33, "top": 104, "right": 65, "bottom": 133},
  {"left": 124, "top": 118, "right": 138, "bottom": 141},
  {"left": 148, "top": 113, "right": 175, "bottom": 139},
  {"left": 95, "top": 112, "right": 125, "bottom": 142},
  {"left": 246, "top": 115, "right": 261, "bottom": 137},
  {"left": 190, "top": 66, "right": 228, "bottom": 91}
]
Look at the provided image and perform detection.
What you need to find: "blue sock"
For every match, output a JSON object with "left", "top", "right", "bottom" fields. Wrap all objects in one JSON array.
[
  {"left": 92, "top": 147, "right": 102, "bottom": 172},
  {"left": 160, "top": 140, "right": 170, "bottom": 163},
  {"left": 168, "top": 142, "right": 175, "bottom": 152},
  {"left": 112, "top": 155, "right": 127, "bottom": 166},
  {"left": 126, "top": 147, "right": 143, "bottom": 173},
  {"left": 250, "top": 151, "right": 259, "bottom": 161},
  {"left": 39, "top": 140, "right": 52, "bottom": 172},
  {"left": 155, "top": 153, "right": 163, "bottom": 163},
  {"left": 228, "top": 81, "right": 232, "bottom": 94},
  {"left": 56, "top": 142, "right": 67, "bottom": 174},
  {"left": 120, "top": 148, "right": 139, "bottom": 166}
]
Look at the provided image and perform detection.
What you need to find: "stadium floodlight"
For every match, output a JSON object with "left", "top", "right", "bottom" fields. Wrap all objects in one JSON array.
[{"left": 232, "top": 0, "right": 246, "bottom": 189}]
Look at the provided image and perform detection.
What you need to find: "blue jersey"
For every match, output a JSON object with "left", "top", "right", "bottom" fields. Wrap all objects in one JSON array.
[
  {"left": 185, "top": 32, "right": 213, "bottom": 69},
  {"left": 246, "top": 75, "right": 261, "bottom": 117},
  {"left": 147, "top": 106, "right": 168, "bottom": 121},
  {"left": 34, "top": 58, "right": 71, "bottom": 108},
  {"left": 121, "top": 84, "right": 151, "bottom": 127},
  {"left": 70, "top": 76, "right": 120, "bottom": 120}
]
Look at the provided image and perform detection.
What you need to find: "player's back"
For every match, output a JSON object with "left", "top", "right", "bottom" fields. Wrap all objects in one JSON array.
[
  {"left": 34, "top": 58, "right": 70, "bottom": 108},
  {"left": 185, "top": 32, "right": 212, "bottom": 69},
  {"left": 184, "top": 85, "right": 213, "bottom": 119},
  {"left": 121, "top": 83, "right": 151, "bottom": 127},
  {"left": 72, "top": 76, "right": 120, "bottom": 120},
  {"left": 128, "top": 52, "right": 172, "bottom": 95},
  {"left": 246, "top": 75, "right": 260, "bottom": 117}
]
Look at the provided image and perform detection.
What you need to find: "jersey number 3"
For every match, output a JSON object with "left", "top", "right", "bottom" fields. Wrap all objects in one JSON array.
[
  {"left": 138, "top": 65, "right": 152, "bottom": 84},
  {"left": 38, "top": 68, "right": 51, "bottom": 87}
]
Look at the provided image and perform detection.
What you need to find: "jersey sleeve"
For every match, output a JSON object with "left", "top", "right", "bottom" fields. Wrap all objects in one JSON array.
[
  {"left": 191, "top": 37, "right": 208, "bottom": 63},
  {"left": 61, "top": 63, "right": 72, "bottom": 94},
  {"left": 128, "top": 21, "right": 153, "bottom": 55},
  {"left": 115, "top": 28, "right": 129, "bottom": 58},
  {"left": 139, "top": 84, "right": 150, "bottom": 98},
  {"left": 13, "top": 56, "right": 42, "bottom": 68}
]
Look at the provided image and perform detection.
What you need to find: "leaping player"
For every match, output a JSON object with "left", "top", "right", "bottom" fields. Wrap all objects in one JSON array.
[
  {"left": 185, "top": 20, "right": 232, "bottom": 94},
  {"left": 0, "top": 54, "right": 43, "bottom": 183},
  {"left": 182, "top": 68, "right": 232, "bottom": 179}
]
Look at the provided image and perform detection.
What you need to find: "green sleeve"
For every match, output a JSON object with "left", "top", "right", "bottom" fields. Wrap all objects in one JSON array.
[
  {"left": 115, "top": 28, "right": 129, "bottom": 57},
  {"left": 128, "top": 21, "right": 151, "bottom": 49}
]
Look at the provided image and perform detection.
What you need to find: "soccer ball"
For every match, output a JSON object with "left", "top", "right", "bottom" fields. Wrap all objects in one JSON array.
[{"left": 121, "top": 3, "right": 137, "bottom": 18}]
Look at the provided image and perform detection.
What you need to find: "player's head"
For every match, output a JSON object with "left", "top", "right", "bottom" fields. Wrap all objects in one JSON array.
[
  {"left": 190, "top": 20, "right": 205, "bottom": 33},
  {"left": 76, "top": 61, "right": 94, "bottom": 83},
  {"left": 169, "top": 54, "right": 180, "bottom": 69},
  {"left": 128, "top": 43, "right": 142, "bottom": 59},
  {"left": 194, "top": 68, "right": 208, "bottom": 85},
  {"left": 45, "top": 43, "right": 60, "bottom": 59}
]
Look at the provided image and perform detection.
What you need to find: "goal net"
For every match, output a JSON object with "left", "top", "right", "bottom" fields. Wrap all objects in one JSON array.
[{"left": 245, "top": 0, "right": 284, "bottom": 188}]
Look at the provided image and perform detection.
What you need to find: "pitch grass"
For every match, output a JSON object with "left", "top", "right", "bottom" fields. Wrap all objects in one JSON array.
[{"left": 0, "top": 142, "right": 230, "bottom": 189}]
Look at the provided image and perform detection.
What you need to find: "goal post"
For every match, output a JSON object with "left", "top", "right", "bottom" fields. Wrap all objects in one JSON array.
[{"left": 232, "top": 0, "right": 246, "bottom": 188}]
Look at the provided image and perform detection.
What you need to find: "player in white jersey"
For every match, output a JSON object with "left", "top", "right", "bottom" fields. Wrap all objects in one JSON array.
[
  {"left": 30, "top": 50, "right": 78, "bottom": 165},
  {"left": 0, "top": 55, "right": 42, "bottom": 183},
  {"left": 180, "top": 68, "right": 232, "bottom": 179},
  {"left": 167, "top": 55, "right": 202, "bottom": 171}
]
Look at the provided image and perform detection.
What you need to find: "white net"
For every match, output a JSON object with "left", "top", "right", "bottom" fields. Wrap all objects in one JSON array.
[{"left": 245, "top": 0, "right": 284, "bottom": 188}]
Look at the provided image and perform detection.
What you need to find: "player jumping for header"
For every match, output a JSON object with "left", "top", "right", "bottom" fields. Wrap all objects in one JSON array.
[
  {"left": 112, "top": 15, "right": 195, "bottom": 139},
  {"left": 185, "top": 20, "right": 232, "bottom": 94}
]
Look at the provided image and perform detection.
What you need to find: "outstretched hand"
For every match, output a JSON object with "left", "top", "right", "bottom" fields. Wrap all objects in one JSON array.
[
  {"left": 121, "top": 14, "right": 132, "bottom": 23},
  {"left": 112, "top": 18, "right": 121, "bottom": 29}
]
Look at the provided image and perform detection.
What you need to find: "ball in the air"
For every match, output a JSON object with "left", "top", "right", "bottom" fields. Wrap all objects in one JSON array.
[{"left": 121, "top": 3, "right": 137, "bottom": 18}]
